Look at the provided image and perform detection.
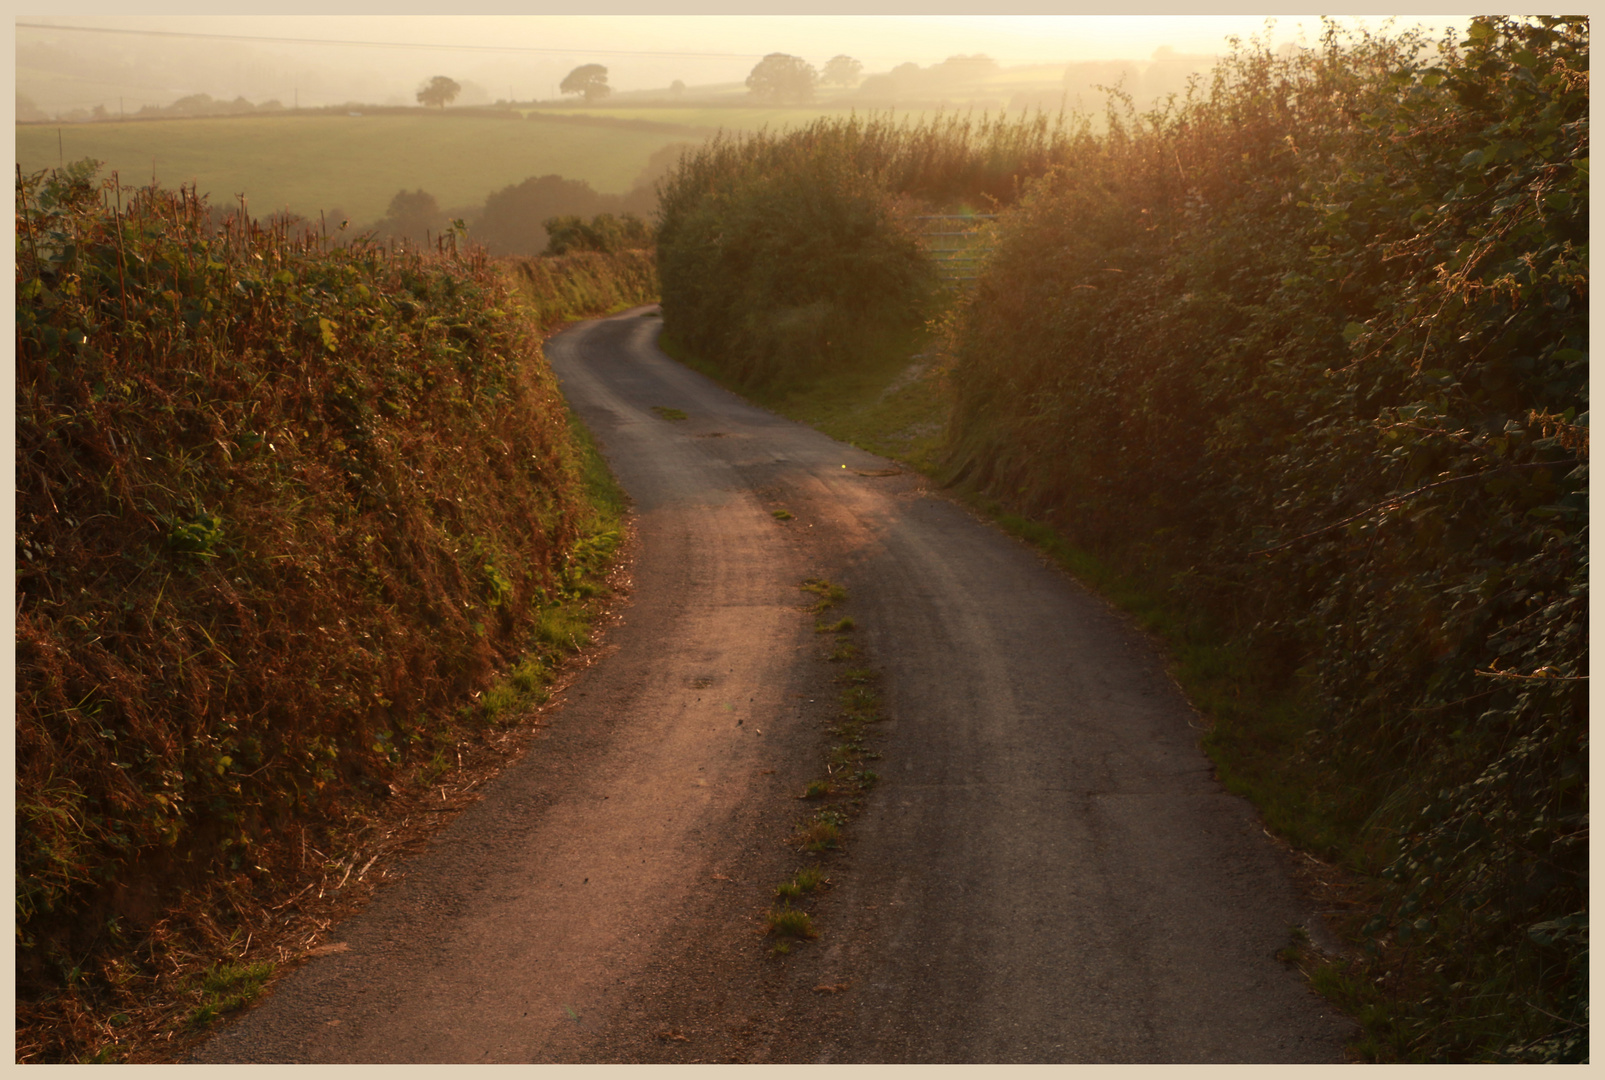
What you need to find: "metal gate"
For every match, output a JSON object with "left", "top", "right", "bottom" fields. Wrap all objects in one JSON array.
[{"left": 916, "top": 213, "right": 996, "bottom": 283}]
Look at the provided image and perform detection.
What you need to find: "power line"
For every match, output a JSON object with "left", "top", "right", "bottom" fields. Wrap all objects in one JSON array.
[{"left": 15, "top": 21, "right": 769, "bottom": 61}]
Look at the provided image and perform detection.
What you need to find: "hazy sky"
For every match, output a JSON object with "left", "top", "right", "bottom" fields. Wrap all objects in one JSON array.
[{"left": 18, "top": 13, "right": 1473, "bottom": 111}]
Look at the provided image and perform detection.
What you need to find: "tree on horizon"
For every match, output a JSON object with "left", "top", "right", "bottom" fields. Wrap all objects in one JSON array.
[
  {"left": 746, "top": 53, "right": 818, "bottom": 103},
  {"left": 561, "top": 64, "right": 611, "bottom": 102},
  {"left": 416, "top": 76, "right": 461, "bottom": 109},
  {"left": 821, "top": 55, "right": 863, "bottom": 87}
]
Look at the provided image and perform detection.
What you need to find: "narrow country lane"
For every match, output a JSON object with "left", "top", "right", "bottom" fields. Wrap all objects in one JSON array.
[{"left": 193, "top": 307, "right": 1354, "bottom": 1063}]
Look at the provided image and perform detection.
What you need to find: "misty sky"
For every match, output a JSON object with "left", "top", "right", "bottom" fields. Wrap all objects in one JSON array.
[{"left": 19, "top": 13, "right": 1472, "bottom": 113}]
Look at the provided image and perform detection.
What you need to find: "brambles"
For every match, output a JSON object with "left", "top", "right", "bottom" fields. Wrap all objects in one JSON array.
[{"left": 938, "top": 17, "right": 1587, "bottom": 1062}]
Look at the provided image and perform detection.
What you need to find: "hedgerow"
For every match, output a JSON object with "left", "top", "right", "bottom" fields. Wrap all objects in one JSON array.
[
  {"left": 15, "top": 162, "right": 652, "bottom": 1060},
  {"left": 655, "top": 111, "right": 1086, "bottom": 388},
  {"left": 942, "top": 17, "right": 1586, "bottom": 1061}
]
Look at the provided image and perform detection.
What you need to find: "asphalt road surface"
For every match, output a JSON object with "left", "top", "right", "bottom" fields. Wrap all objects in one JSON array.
[{"left": 193, "top": 307, "right": 1354, "bottom": 1063}]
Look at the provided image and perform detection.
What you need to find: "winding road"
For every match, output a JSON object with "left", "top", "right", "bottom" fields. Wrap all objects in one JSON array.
[{"left": 192, "top": 306, "right": 1354, "bottom": 1063}]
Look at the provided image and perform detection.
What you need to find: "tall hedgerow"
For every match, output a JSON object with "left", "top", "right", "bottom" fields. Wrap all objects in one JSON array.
[
  {"left": 943, "top": 17, "right": 1586, "bottom": 1061},
  {"left": 15, "top": 162, "right": 651, "bottom": 1060},
  {"left": 655, "top": 111, "right": 1090, "bottom": 388}
]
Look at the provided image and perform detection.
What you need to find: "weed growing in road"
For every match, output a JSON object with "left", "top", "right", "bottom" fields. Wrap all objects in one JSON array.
[
  {"left": 800, "top": 577, "right": 846, "bottom": 612},
  {"left": 766, "top": 907, "right": 818, "bottom": 939},
  {"left": 185, "top": 962, "right": 274, "bottom": 1028},
  {"left": 773, "top": 865, "right": 830, "bottom": 902},
  {"left": 841, "top": 684, "right": 881, "bottom": 716},
  {"left": 771, "top": 509, "right": 795, "bottom": 521},
  {"left": 795, "top": 817, "right": 841, "bottom": 853},
  {"left": 651, "top": 406, "right": 689, "bottom": 421},
  {"left": 768, "top": 576, "right": 887, "bottom": 956}
]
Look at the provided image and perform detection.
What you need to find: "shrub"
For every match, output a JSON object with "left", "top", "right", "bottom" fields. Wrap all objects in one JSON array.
[
  {"left": 543, "top": 212, "right": 652, "bottom": 255},
  {"left": 943, "top": 17, "right": 1587, "bottom": 1060},
  {"left": 15, "top": 161, "right": 651, "bottom": 1060}
]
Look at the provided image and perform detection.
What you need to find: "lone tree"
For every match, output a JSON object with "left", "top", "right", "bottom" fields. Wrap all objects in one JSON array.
[
  {"left": 745, "top": 53, "right": 818, "bottom": 104},
  {"left": 381, "top": 188, "right": 445, "bottom": 244},
  {"left": 560, "top": 64, "right": 611, "bottom": 102},
  {"left": 416, "top": 75, "right": 461, "bottom": 109},
  {"left": 820, "top": 55, "right": 863, "bottom": 87}
]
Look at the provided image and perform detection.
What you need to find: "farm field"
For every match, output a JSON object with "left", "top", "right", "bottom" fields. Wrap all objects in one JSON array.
[
  {"left": 16, "top": 112, "right": 704, "bottom": 225},
  {"left": 526, "top": 97, "right": 1081, "bottom": 133},
  {"left": 526, "top": 104, "right": 875, "bottom": 131}
]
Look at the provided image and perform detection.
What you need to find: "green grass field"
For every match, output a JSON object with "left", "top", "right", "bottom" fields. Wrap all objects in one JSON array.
[{"left": 17, "top": 112, "right": 699, "bottom": 225}]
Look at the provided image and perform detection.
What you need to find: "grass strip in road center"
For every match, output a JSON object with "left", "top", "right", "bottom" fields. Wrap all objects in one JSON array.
[{"left": 764, "top": 578, "right": 886, "bottom": 957}]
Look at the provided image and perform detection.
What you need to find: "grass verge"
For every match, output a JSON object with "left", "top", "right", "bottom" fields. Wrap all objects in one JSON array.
[{"left": 656, "top": 327, "right": 949, "bottom": 472}]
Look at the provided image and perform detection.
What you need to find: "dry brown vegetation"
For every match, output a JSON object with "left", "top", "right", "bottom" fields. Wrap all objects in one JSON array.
[{"left": 15, "top": 161, "right": 655, "bottom": 1061}]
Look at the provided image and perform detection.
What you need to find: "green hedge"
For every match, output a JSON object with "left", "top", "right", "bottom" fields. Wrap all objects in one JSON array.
[{"left": 944, "top": 18, "right": 1586, "bottom": 1061}]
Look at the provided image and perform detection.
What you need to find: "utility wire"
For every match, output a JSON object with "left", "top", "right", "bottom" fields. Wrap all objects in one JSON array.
[{"left": 15, "top": 21, "right": 770, "bottom": 60}]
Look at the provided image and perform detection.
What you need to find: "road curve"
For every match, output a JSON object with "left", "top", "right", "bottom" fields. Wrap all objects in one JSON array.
[{"left": 193, "top": 307, "right": 1353, "bottom": 1063}]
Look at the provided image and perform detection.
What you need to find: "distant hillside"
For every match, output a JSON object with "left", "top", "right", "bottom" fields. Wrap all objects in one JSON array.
[{"left": 15, "top": 111, "right": 710, "bottom": 228}]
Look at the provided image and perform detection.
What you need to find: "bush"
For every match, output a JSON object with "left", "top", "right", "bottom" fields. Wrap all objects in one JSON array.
[
  {"left": 542, "top": 212, "right": 652, "bottom": 255},
  {"left": 474, "top": 173, "right": 609, "bottom": 256},
  {"left": 655, "top": 112, "right": 1082, "bottom": 389},
  {"left": 15, "top": 161, "right": 654, "bottom": 1060}
]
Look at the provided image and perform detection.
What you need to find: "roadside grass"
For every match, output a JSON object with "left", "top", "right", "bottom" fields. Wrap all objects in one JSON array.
[
  {"left": 501, "top": 252, "right": 659, "bottom": 329},
  {"left": 465, "top": 405, "right": 628, "bottom": 728},
  {"left": 657, "top": 328, "right": 949, "bottom": 472},
  {"left": 185, "top": 963, "right": 274, "bottom": 1029},
  {"left": 18, "top": 113, "right": 687, "bottom": 225}
]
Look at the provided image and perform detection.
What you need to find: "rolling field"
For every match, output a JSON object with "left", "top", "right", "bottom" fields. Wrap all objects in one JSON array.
[
  {"left": 525, "top": 104, "right": 869, "bottom": 131},
  {"left": 17, "top": 112, "right": 706, "bottom": 225}
]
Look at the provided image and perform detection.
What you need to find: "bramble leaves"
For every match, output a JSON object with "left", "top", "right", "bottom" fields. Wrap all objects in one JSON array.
[{"left": 941, "top": 16, "right": 1586, "bottom": 1062}]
